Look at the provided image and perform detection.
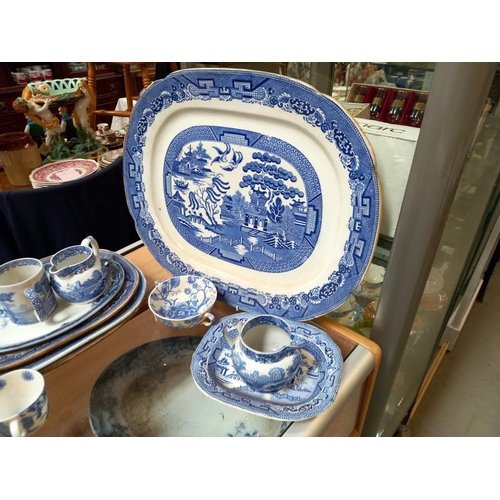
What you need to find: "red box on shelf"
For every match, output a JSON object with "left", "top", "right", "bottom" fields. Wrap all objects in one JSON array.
[{"left": 346, "top": 83, "right": 429, "bottom": 128}]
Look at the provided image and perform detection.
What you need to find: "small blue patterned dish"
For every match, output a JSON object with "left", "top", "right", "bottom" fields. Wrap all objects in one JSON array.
[{"left": 148, "top": 275, "right": 217, "bottom": 329}]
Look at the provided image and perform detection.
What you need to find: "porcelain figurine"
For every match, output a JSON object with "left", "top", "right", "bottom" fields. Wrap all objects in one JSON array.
[
  {"left": 72, "top": 79, "right": 96, "bottom": 137},
  {"left": 23, "top": 116, "right": 46, "bottom": 147},
  {"left": 58, "top": 106, "right": 77, "bottom": 140},
  {"left": 12, "top": 97, "right": 62, "bottom": 146}
]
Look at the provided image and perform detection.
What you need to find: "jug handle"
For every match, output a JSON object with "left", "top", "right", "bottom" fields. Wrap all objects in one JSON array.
[
  {"left": 81, "top": 235, "right": 100, "bottom": 258},
  {"left": 223, "top": 320, "right": 244, "bottom": 348}
]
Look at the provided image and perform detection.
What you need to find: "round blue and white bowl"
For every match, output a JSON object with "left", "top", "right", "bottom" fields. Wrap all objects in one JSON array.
[{"left": 148, "top": 274, "right": 217, "bottom": 329}]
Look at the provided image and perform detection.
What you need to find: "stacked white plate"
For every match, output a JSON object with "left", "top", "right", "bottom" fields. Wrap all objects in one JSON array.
[{"left": 29, "top": 159, "right": 100, "bottom": 188}]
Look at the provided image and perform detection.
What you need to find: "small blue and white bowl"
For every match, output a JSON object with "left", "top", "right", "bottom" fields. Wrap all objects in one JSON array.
[{"left": 148, "top": 275, "right": 217, "bottom": 329}]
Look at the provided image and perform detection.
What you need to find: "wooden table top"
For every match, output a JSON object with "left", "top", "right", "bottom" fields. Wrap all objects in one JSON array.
[{"left": 4, "top": 244, "right": 380, "bottom": 437}]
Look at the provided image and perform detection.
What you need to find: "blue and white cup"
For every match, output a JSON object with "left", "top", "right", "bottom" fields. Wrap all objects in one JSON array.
[
  {"left": 224, "top": 314, "right": 304, "bottom": 392},
  {"left": 49, "top": 236, "right": 107, "bottom": 304},
  {"left": 0, "top": 369, "right": 49, "bottom": 437},
  {"left": 0, "top": 257, "right": 57, "bottom": 325},
  {"left": 148, "top": 275, "right": 217, "bottom": 329}
]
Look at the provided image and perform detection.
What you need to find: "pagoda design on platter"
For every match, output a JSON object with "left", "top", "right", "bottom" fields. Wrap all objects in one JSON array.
[{"left": 164, "top": 127, "right": 321, "bottom": 273}]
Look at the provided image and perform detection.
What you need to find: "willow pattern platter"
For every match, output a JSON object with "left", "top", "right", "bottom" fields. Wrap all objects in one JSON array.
[
  {"left": 89, "top": 336, "right": 291, "bottom": 437},
  {"left": 190, "top": 312, "right": 343, "bottom": 421},
  {"left": 0, "top": 257, "right": 124, "bottom": 353},
  {"left": 124, "top": 68, "right": 380, "bottom": 320}
]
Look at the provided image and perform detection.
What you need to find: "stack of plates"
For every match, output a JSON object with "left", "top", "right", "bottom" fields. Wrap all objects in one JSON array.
[
  {"left": 98, "top": 149, "right": 123, "bottom": 168},
  {"left": 29, "top": 159, "right": 100, "bottom": 188},
  {"left": 0, "top": 250, "right": 147, "bottom": 373}
]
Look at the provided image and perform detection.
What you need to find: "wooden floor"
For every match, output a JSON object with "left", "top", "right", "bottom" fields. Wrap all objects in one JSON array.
[{"left": 407, "top": 264, "right": 500, "bottom": 436}]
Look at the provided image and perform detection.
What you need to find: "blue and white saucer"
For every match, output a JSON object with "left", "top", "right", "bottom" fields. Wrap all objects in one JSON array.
[{"left": 190, "top": 312, "right": 343, "bottom": 421}]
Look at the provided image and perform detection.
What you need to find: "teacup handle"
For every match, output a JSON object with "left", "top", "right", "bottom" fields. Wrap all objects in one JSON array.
[
  {"left": 9, "top": 419, "right": 27, "bottom": 438},
  {"left": 24, "top": 287, "right": 50, "bottom": 322},
  {"left": 201, "top": 312, "right": 214, "bottom": 327}
]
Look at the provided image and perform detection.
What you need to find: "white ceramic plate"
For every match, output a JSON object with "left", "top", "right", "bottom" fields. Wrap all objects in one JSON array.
[
  {"left": 191, "top": 312, "right": 343, "bottom": 421},
  {"left": 0, "top": 258, "right": 124, "bottom": 352},
  {"left": 124, "top": 68, "right": 380, "bottom": 320},
  {"left": 30, "top": 159, "right": 99, "bottom": 186}
]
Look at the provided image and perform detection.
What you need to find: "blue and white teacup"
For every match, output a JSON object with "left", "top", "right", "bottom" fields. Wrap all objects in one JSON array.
[
  {"left": 148, "top": 274, "right": 217, "bottom": 329},
  {"left": 49, "top": 236, "right": 107, "bottom": 304},
  {"left": 0, "top": 369, "right": 49, "bottom": 437},
  {"left": 0, "top": 257, "right": 57, "bottom": 325},
  {"left": 224, "top": 314, "right": 304, "bottom": 392}
]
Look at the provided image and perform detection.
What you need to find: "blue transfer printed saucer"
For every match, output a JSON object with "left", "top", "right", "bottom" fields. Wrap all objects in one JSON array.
[
  {"left": 190, "top": 312, "right": 343, "bottom": 421},
  {"left": 123, "top": 68, "right": 380, "bottom": 320},
  {"left": 0, "top": 257, "right": 124, "bottom": 353}
]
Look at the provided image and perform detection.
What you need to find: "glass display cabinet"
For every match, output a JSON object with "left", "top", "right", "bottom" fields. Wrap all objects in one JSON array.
[{"left": 307, "top": 62, "right": 500, "bottom": 436}]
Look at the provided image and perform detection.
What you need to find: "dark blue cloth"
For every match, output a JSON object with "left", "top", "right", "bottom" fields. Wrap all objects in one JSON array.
[{"left": 0, "top": 157, "right": 139, "bottom": 264}]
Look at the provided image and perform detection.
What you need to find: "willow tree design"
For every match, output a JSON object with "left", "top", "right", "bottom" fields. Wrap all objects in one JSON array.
[{"left": 170, "top": 139, "right": 311, "bottom": 269}]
